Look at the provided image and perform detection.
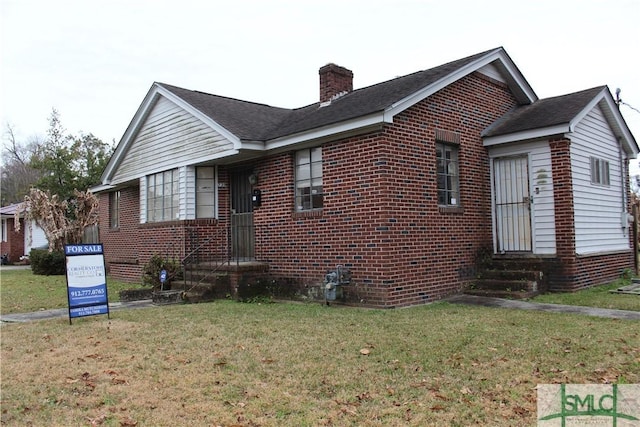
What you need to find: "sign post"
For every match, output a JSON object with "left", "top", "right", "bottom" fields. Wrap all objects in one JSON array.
[
  {"left": 159, "top": 269, "right": 167, "bottom": 291},
  {"left": 64, "top": 244, "right": 110, "bottom": 324}
]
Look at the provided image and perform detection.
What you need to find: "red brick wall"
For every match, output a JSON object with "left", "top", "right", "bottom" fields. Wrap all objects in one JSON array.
[
  {"left": 98, "top": 71, "right": 636, "bottom": 302},
  {"left": 548, "top": 137, "right": 578, "bottom": 290},
  {"left": 101, "top": 71, "right": 517, "bottom": 304},
  {"left": 252, "top": 71, "right": 518, "bottom": 307},
  {"left": 99, "top": 186, "right": 141, "bottom": 282},
  {"left": 0, "top": 217, "right": 25, "bottom": 262},
  {"left": 572, "top": 251, "right": 633, "bottom": 291},
  {"left": 100, "top": 182, "right": 230, "bottom": 284}
]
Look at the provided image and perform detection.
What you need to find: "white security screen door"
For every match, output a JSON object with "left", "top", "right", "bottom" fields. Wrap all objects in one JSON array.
[{"left": 493, "top": 156, "right": 532, "bottom": 252}]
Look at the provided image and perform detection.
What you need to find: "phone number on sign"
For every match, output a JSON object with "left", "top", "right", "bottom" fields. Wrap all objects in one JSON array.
[{"left": 70, "top": 289, "right": 105, "bottom": 298}]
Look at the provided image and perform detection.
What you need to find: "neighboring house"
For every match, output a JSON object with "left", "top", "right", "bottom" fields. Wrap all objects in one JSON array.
[
  {"left": 92, "top": 47, "right": 638, "bottom": 308},
  {"left": 0, "top": 204, "right": 48, "bottom": 263}
]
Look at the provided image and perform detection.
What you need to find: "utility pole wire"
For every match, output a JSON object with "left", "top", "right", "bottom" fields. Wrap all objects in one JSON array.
[{"left": 620, "top": 101, "right": 640, "bottom": 115}]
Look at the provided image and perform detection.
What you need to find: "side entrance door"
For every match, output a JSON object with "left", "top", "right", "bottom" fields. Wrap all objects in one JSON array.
[
  {"left": 493, "top": 155, "right": 532, "bottom": 252},
  {"left": 230, "top": 168, "right": 255, "bottom": 260}
]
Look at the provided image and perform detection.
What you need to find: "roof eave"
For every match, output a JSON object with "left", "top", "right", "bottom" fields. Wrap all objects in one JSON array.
[
  {"left": 264, "top": 112, "right": 388, "bottom": 151},
  {"left": 386, "top": 48, "right": 538, "bottom": 119},
  {"left": 483, "top": 124, "right": 571, "bottom": 146},
  {"left": 89, "top": 183, "right": 115, "bottom": 194},
  {"left": 600, "top": 91, "right": 639, "bottom": 158},
  {"left": 568, "top": 88, "right": 639, "bottom": 158}
]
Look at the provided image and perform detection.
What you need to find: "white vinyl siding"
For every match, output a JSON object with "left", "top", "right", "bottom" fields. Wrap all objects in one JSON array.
[
  {"left": 184, "top": 166, "right": 196, "bottom": 219},
  {"left": 139, "top": 177, "right": 147, "bottom": 223},
  {"left": 112, "top": 96, "right": 234, "bottom": 183},
  {"left": 489, "top": 141, "right": 556, "bottom": 255},
  {"left": 179, "top": 166, "right": 190, "bottom": 220},
  {"left": 25, "top": 220, "right": 47, "bottom": 253},
  {"left": 570, "top": 105, "right": 629, "bottom": 254},
  {"left": 109, "top": 191, "right": 120, "bottom": 229}
]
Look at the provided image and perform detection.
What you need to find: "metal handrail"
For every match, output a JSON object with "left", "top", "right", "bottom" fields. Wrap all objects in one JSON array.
[
  {"left": 181, "top": 223, "right": 262, "bottom": 289},
  {"left": 181, "top": 226, "right": 230, "bottom": 288},
  {"left": 182, "top": 227, "right": 227, "bottom": 265}
]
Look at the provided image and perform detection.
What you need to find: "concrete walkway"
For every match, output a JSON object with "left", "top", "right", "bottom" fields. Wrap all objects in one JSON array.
[
  {"left": 447, "top": 294, "right": 640, "bottom": 321},
  {"left": 1, "top": 294, "right": 639, "bottom": 323},
  {"left": 0, "top": 300, "right": 154, "bottom": 323}
]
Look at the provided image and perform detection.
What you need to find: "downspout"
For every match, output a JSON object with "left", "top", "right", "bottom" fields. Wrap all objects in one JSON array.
[
  {"left": 620, "top": 137, "right": 628, "bottom": 210},
  {"left": 618, "top": 136, "right": 632, "bottom": 235}
]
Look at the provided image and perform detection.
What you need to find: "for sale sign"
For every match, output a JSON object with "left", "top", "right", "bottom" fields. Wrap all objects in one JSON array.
[{"left": 64, "top": 244, "right": 110, "bottom": 323}]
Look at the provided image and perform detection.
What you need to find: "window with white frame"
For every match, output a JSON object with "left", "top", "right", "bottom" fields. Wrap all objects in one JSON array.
[
  {"left": 1, "top": 218, "right": 7, "bottom": 242},
  {"left": 109, "top": 191, "right": 120, "bottom": 228},
  {"left": 590, "top": 157, "right": 610, "bottom": 186},
  {"left": 196, "top": 166, "right": 216, "bottom": 218},
  {"left": 436, "top": 142, "right": 460, "bottom": 206},
  {"left": 146, "top": 169, "right": 179, "bottom": 222},
  {"left": 295, "top": 147, "right": 323, "bottom": 211}
]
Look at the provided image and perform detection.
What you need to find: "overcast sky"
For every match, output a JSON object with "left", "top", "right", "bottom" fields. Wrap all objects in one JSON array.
[{"left": 1, "top": 0, "right": 639, "bottom": 171}]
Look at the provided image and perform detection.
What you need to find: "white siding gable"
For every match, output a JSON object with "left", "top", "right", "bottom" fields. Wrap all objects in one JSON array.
[
  {"left": 477, "top": 63, "right": 506, "bottom": 83},
  {"left": 570, "top": 105, "right": 630, "bottom": 254},
  {"left": 111, "top": 96, "right": 235, "bottom": 184}
]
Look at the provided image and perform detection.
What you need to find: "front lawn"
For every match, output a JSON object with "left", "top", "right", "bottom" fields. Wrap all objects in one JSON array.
[
  {"left": 530, "top": 279, "right": 640, "bottom": 312},
  {"left": 0, "top": 269, "right": 144, "bottom": 314},
  {"left": 3, "top": 269, "right": 639, "bottom": 316},
  {"left": 1, "top": 300, "right": 638, "bottom": 426}
]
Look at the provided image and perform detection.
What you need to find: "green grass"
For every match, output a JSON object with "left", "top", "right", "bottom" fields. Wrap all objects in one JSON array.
[
  {"left": 1, "top": 269, "right": 639, "bottom": 425},
  {"left": 3, "top": 269, "right": 639, "bottom": 316},
  {"left": 1, "top": 300, "right": 638, "bottom": 426},
  {"left": 0, "top": 269, "right": 145, "bottom": 314},
  {"left": 530, "top": 278, "right": 640, "bottom": 311}
]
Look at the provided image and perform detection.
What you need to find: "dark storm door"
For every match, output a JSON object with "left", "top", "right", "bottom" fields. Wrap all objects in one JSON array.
[{"left": 230, "top": 168, "right": 255, "bottom": 260}]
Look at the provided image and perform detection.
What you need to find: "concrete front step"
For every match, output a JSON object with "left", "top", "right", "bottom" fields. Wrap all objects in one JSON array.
[
  {"left": 464, "top": 288, "right": 539, "bottom": 300},
  {"left": 469, "top": 256, "right": 547, "bottom": 297},
  {"left": 469, "top": 278, "right": 538, "bottom": 292},
  {"left": 171, "top": 279, "right": 230, "bottom": 303},
  {"left": 183, "top": 270, "right": 228, "bottom": 283},
  {"left": 478, "top": 269, "right": 542, "bottom": 282},
  {"left": 152, "top": 290, "right": 184, "bottom": 305}
]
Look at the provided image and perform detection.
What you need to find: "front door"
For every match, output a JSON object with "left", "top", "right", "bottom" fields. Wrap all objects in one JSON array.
[
  {"left": 230, "top": 168, "right": 254, "bottom": 260},
  {"left": 493, "top": 156, "right": 532, "bottom": 252}
]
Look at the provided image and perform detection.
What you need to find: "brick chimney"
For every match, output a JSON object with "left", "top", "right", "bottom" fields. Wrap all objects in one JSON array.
[{"left": 319, "top": 63, "right": 353, "bottom": 103}]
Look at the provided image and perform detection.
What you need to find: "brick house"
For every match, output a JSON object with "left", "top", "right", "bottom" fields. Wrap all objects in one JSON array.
[
  {"left": 92, "top": 47, "right": 638, "bottom": 308},
  {"left": 0, "top": 204, "right": 48, "bottom": 263}
]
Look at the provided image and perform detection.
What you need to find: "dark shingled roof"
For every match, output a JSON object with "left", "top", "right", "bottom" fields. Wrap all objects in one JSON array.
[
  {"left": 158, "top": 48, "right": 499, "bottom": 142},
  {"left": 483, "top": 86, "right": 606, "bottom": 137},
  {"left": 154, "top": 84, "right": 292, "bottom": 141}
]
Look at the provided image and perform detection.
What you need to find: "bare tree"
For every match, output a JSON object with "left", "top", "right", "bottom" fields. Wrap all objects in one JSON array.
[
  {"left": 1, "top": 124, "right": 42, "bottom": 205},
  {"left": 16, "top": 188, "right": 99, "bottom": 252}
]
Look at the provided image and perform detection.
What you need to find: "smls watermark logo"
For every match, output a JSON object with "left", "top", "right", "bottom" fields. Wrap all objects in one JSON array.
[{"left": 538, "top": 384, "right": 640, "bottom": 426}]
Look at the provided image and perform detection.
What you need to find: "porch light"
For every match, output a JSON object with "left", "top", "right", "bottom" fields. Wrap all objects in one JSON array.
[{"left": 248, "top": 173, "right": 258, "bottom": 186}]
